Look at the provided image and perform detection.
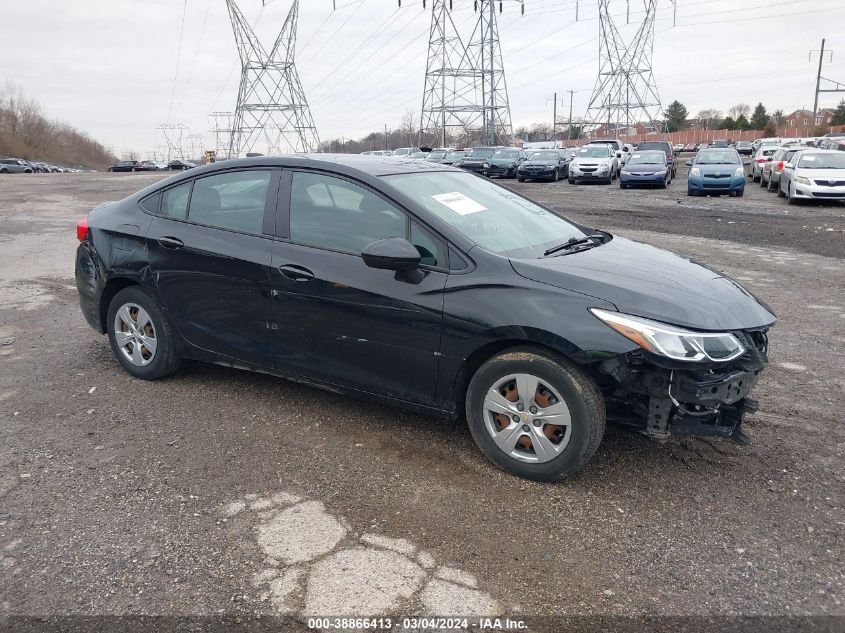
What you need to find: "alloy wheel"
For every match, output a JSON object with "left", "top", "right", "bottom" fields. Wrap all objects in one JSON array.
[
  {"left": 483, "top": 373, "right": 572, "bottom": 464},
  {"left": 113, "top": 302, "right": 157, "bottom": 366}
]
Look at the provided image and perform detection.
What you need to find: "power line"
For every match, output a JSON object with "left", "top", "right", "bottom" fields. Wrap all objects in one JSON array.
[{"left": 166, "top": 0, "right": 189, "bottom": 123}]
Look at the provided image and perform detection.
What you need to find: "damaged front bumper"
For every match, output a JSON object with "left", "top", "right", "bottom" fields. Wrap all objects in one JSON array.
[{"left": 598, "top": 329, "right": 769, "bottom": 442}]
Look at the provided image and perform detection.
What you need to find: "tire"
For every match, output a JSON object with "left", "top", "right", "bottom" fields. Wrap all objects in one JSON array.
[
  {"left": 688, "top": 188, "right": 696, "bottom": 197},
  {"left": 568, "top": 178, "right": 575, "bottom": 184},
  {"left": 735, "top": 189, "right": 744, "bottom": 197},
  {"left": 107, "top": 286, "right": 181, "bottom": 380},
  {"left": 777, "top": 182, "right": 786, "bottom": 198},
  {"left": 464, "top": 347, "right": 605, "bottom": 481},
  {"left": 517, "top": 177, "right": 525, "bottom": 183},
  {"left": 752, "top": 171, "right": 760, "bottom": 183},
  {"left": 553, "top": 168, "right": 560, "bottom": 182},
  {"left": 786, "top": 183, "right": 797, "bottom": 206},
  {"left": 619, "top": 181, "right": 626, "bottom": 189}
]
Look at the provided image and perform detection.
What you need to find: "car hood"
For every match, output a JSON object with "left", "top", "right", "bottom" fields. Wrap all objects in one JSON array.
[
  {"left": 694, "top": 163, "right": 741, "bottom": 175},
  {"left": 623, "top": 163, "right": 665, "bottom": 172},
  {"left": 510, "top": 236, "right": 776, "bottom": 331},
  {"left": 795, "top": 167, "right": 845, "bottom": 180},
  {"left": 489, "top": 158, "right": 517, "bottom": 166},
  {"left": 523, "top": 160, "right": 558, "bottom": 167},
  {"left": 463, "top": 156, "right": 492, "bottom": 163}
]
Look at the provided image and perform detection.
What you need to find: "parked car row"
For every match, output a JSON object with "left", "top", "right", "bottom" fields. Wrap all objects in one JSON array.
[
  {"left": 0, "top": 157, "right": 81, "bottom": 173},
  {"left": 109, "top": 159, "right": 198, "bottom": 172},
  {"left": 754, "top": 145, "right": 845, "bottom": 204}
]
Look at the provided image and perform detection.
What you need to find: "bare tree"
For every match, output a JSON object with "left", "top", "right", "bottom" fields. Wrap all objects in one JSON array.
[
  {"left": 728, "top": 103, "right": 751, "bottom": 120},
  {"left": 400, "top": 109, "right": 418, "bottom": 147},
  {"left": 696, "top": 109, "right": 723, "bottom": 130}
]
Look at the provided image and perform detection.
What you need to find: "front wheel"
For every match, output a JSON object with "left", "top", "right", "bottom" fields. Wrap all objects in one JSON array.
[
  {"left": 465, "top": 348, "right": 605, "bottom": 481},
  {"left": 517, "top": 176, "right": 525, "bottom": 183},
  {"left": 107, "top": 286, "right": 181, "bottom": 380}
]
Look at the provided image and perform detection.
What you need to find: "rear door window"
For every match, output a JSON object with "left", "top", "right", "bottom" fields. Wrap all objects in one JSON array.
[
  {"left": 187, "top": 170, "right": 272, "bottom": 234},
  {"left": 160, "top": 182, "right": 191, "bottom": 220}
]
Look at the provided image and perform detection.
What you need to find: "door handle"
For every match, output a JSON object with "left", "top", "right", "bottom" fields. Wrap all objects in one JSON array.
[
  {"left": 157, "top": 236, "right": 184, "bottom": 249},
  {"left": 278, "top": 264, "right": 314, "bottom": 282}
]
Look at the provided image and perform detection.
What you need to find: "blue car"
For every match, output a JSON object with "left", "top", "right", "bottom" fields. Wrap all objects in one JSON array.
[
  {"left": 686, "top": 148, "right": 746, "bottom": 197},
  {"left": 619, "top": 151, "right": 670, "bottom": 188}
]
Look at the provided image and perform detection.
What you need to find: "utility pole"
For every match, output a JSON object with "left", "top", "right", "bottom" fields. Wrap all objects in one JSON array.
[
  {"left": 553, "top": 92, "right": 558, "bottom": 144},
  {"left": 567, "top": 89, "right": 576, "bottom": 143},
  {"left": 812, "top": 39, "right": 826, "bottom": 133}
]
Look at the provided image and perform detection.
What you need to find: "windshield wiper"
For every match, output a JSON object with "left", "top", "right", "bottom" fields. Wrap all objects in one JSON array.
[{"left": 543, "top": 234, "right": 605, "bottom": 257}]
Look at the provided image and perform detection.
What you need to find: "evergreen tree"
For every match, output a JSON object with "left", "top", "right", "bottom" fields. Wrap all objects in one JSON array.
[
  {"left": 832, "top": 100, "right": 845, "bottom": 126},
  {"left": 720, "top": 116, "right": 736, "bottom": 130},
  {"left": 664, "top": 100, "right": 688, "bottom": 132},
  {"left": 750, "top": 103, "right": 768, "bottom": 130}
]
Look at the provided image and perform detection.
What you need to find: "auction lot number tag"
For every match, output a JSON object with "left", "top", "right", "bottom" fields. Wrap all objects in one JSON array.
[{"left": 431, "top": 192, "right": 487, "bottom": 215}]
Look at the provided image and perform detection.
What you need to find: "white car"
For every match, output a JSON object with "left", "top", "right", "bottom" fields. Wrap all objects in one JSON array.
[
  {"left": 778, "top": 150, "right": 845, "bottom": 205},
  {"left": 568, "top": 144, "right": 619, "bottom": 184},
  {"left": 750, "top": 146, "right": 779, "bottom": 182}
]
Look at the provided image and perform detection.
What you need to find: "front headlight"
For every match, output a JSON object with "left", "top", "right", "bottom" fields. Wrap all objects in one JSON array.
[
  {"left": 690, "top": 167, "right": 701, "bottom": 177},
  {"left": 483, "top": 162, "right": 491, "bottom": 168},
  {"left": 734, "top": 167, "right": 745, "bottom": 177},
  {"left": 621, "top": 170, "right": 631, "bottom": 175},
  {"left": 794, "top": 176, "right": 810, "bottom": 185},
  {"left": 590, "top": 309, "right": 745, "bottom": 362}
]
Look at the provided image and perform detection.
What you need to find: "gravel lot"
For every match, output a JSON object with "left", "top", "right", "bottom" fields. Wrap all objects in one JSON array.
[{"left": 0, "top": 164, "right": 843, "bottom": 628}]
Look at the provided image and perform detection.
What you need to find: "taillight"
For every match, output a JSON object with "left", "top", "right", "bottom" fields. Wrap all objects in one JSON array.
[
  {"left": 776, "top": 161, "right": 784, "bottom": 171},
  {"left": 76, "top": 217, "right": 88, "bottom": 242},
  {"left": 755, "top": 158, "right": 768, "bottom": 163}
]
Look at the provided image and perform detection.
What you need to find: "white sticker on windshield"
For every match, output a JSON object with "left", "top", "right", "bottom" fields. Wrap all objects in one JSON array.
[{"left": 431, "top": 192, "right": 487, "bottom": 215}]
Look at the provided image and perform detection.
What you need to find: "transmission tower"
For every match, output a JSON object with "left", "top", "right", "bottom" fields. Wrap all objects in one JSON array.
[
  {"left": 583, "top": 0, "right": 668, "bottom": 139},
  {"left": 226, "top": 0, "right": 320, "bottom": 156},
  {"left": 418, "top": 1, "right": 483, "bottom": 148},
  {"left": 209, "top": 111, "right": 235, "bottom": 159},
  {"left": 156, "top": 123, "right": 189, "bottom": 161},
  {"left": 464, "top": 0, "right": 522, "bottom": 146}
]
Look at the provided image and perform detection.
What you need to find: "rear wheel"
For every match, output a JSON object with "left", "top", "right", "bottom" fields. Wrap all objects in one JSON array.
[
  {"left": 107, "top": 286, "right": 181, "bottom": 380},
  {"left": 517, "top": 176, "right": 525, "bottom": 182}
]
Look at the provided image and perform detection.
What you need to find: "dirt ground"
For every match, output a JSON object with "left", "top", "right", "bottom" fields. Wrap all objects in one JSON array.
[{"left": 0, "top": 165, "right": 843, "bottom": 628}]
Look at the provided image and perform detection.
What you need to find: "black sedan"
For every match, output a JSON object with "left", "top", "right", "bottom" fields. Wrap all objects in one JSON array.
[
  {"left": 75, "top": 155, "right": 775, "bottom": 481},
  {"left": 517, "top": 149, "right": 571, "bottom": 182},
  {"left": 109, "top": 160, "right": 142, "bottom": 172},
  {"left": 483, "top": 148, "right": 527, "bottom": 178}
]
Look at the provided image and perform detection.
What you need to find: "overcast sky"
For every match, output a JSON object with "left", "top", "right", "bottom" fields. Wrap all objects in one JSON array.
[{"left": 3, "top": 0, "right": 844, "bottom": 155}]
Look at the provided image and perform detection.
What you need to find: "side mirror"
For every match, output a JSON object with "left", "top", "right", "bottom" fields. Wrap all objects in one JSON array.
[
  {"left": 616, "top": 152, "right": 623, "bottom": 158},
  {"left": 685, "top": 160, "right": 693, "bottom": 167},
  {"left": 782, "top": 163, "right": 794, "bottom": 170},
  {"left": 361, "top": 237, "right": 420, "bottom": 271}
]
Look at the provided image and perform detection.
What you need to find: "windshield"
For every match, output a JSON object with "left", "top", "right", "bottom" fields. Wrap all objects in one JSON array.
[
  {"left": 578, "top": 146, "right": 609, "bottom": 158},
  {"left": 492, "top": 150, "right": 519, "bottom": 160},
  {"left": 628, "top": 152, "right": 666, "bottom": 165},
  {"left": 531, "top": 151, "right": 559, "bottom": 160},
  {"left": 383, "top": 171, "right": 585, "bottom": 259},
  {"left": 468, "top": 148, "right": 496, "bottom": 158},
  {"left": 797, "top": 153, "right": 845, "bottom": 169},
  {"left": 636, "top": 143, "right": 668, "bottom": 152},
  {"left": 445, "top": 151, "right": 466, "bottom": 160},
  {"left": 429, "top": 150, "right": 447, "bottom": 159},
  {"left": 695, "top": 150, "right": 740, "bottom": 165}
]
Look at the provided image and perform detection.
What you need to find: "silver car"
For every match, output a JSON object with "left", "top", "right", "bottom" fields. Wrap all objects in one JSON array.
[
  {"left": 761, "top": 146, "right": 805, "bottom": 192},
  {"left": 778, "top": 150, "right": 845, "bottom": 205},
  {"left": 0, "top": 158, "right": 34, "bottom": 174}
]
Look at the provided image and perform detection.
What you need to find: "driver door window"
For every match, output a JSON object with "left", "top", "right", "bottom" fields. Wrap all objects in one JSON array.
[{"left": 289, "top": 172, "right": 407, "bottom": 254}]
